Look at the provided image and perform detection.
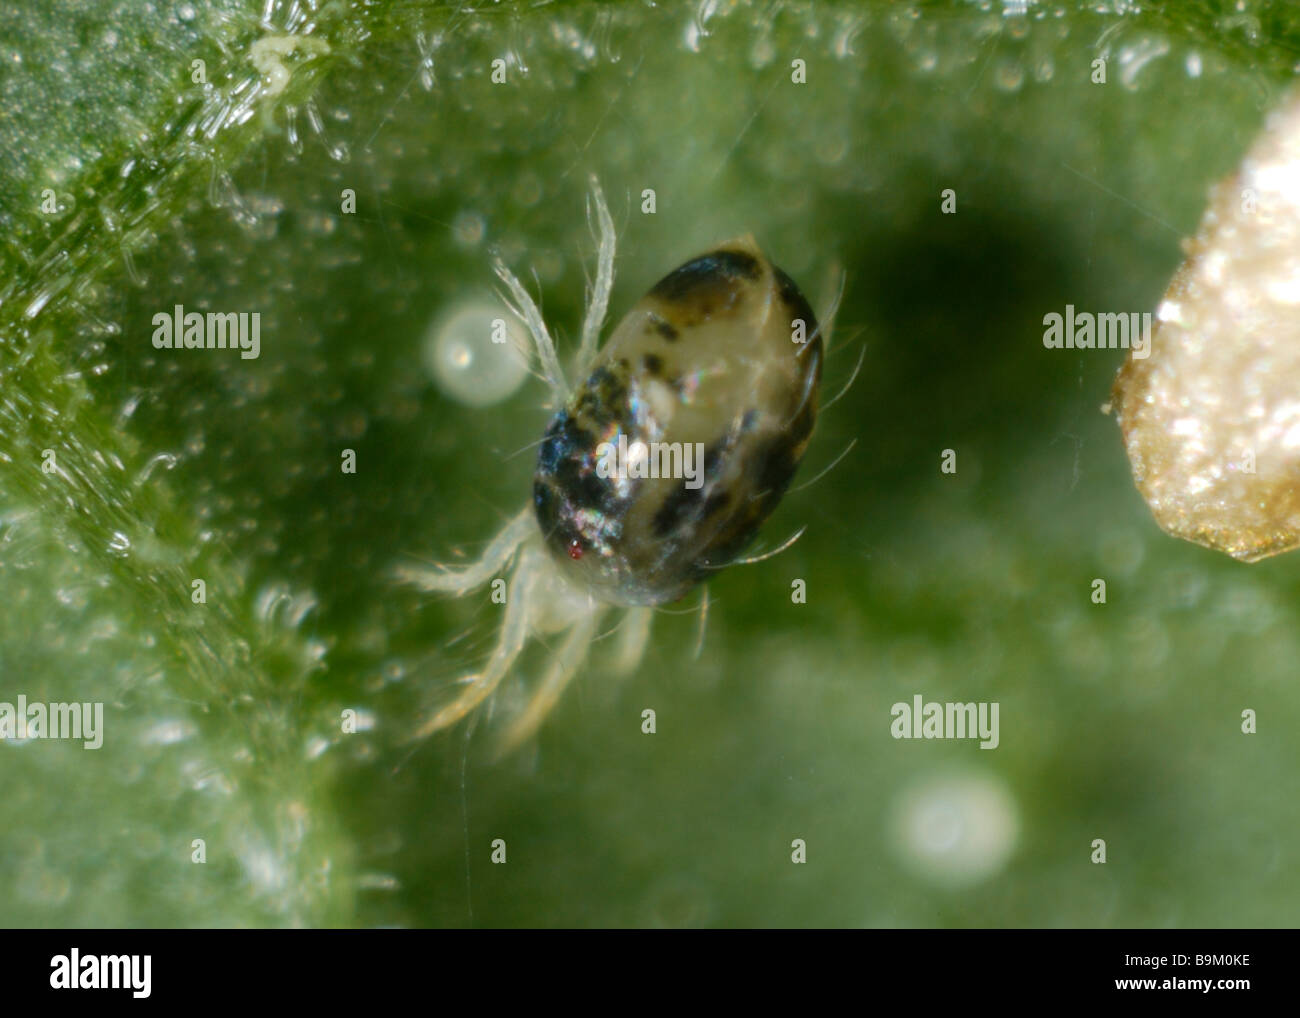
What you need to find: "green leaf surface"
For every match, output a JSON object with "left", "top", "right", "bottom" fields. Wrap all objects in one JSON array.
[{"left": 2, "top": 0, "right": 1298, "bottom": 927}]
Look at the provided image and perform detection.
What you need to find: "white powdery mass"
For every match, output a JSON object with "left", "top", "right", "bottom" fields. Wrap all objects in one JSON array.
[{"left": 1114, "top": 89, "right": 1300, "bottom": 562}]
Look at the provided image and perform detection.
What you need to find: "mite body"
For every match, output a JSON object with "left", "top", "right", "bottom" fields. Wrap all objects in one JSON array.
[
  {"left": 397, "top": 181, "right": 827, "bottom": 752},
  {"left": 534, "top": 237, "right": 823, "bottom": 605}
]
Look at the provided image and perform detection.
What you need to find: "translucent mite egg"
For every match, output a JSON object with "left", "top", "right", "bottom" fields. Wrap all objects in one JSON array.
[{"left": 425, "top": 303, "right": 530, "bottom": 408}]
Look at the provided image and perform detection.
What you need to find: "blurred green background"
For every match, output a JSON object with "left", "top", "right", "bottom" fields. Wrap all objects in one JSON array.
[{"left": 2, "top": 0, "right": 1298, "bottom": 927}]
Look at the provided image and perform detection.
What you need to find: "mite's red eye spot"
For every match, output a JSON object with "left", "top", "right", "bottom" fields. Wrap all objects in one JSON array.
[{"left": 567, "top": 539, "right": 584, "bottom": 560}]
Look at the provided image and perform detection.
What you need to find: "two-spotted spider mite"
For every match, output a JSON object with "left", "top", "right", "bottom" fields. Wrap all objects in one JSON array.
[{"left": 397, "top": 179, "right": 835, "bottom": 754}]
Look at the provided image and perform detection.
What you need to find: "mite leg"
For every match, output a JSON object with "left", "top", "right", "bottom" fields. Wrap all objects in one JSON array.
[
  {"left": 494, "top": 606, "right": 604, "bottom": 755},
  {"left": 392, "top": 506, "right": 534, "bottom": 596},
  {"left": 494, "top": 257, "right": 567, "bottom": 406},
  {"left": 576, "top": 175, "right": 616, "bottom": 368},
  {"left": 408, "top": 542, "right": 542, "bottom": 740},
  {"left": 610, "top": 605, "right": 652, "bottom": 675}
]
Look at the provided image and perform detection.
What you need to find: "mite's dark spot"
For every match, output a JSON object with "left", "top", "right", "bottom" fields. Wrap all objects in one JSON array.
[
  {"left": 786, "top": 399, "right": 815, "bottom": 448},
  {"left": 535, "top": 414, "right": 571, "bottom": 476},
  {"left": 702, "top": 440, "right": 727, "bottom": 477},
  {"left": 702, "top": 490, "right": 730, "bottom": 519},
  {"left": 772, "top": 264, "right": 819, "bottom": 345},
  {"left": 565, "top": 424, "right": 600, "bottom": 459},
  {"left": 652, "top": 482, "right": 705, "bottom": 539},
  {"left": 574, "top": 366, "right": 630, "bottom": 430},
  {"left": 650, "top": 441, "right": 729, "bottom": 538},
  {"left": 533, "top": 481, "right": 570, "bottom": 546},
  {"left": 753, "top": 435, "right": 800, "bottom": 500},
  {"left": 649, "top": 250, "right": 762, "bottom": 304},
  {"left": 561, "top": 460, "right": 612, "bottom": 514},
  {"left": 535, "top": 413, "right": 617, "bottom": 524},
  {"left": 649, "top": 314, "right": 680, "bottom": 342},
  {"left": 642, "top": 353, "right": 664, "bottom": 376},
  {"left": 534, "top": 409, "right": 631, "bottom": 564}
]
